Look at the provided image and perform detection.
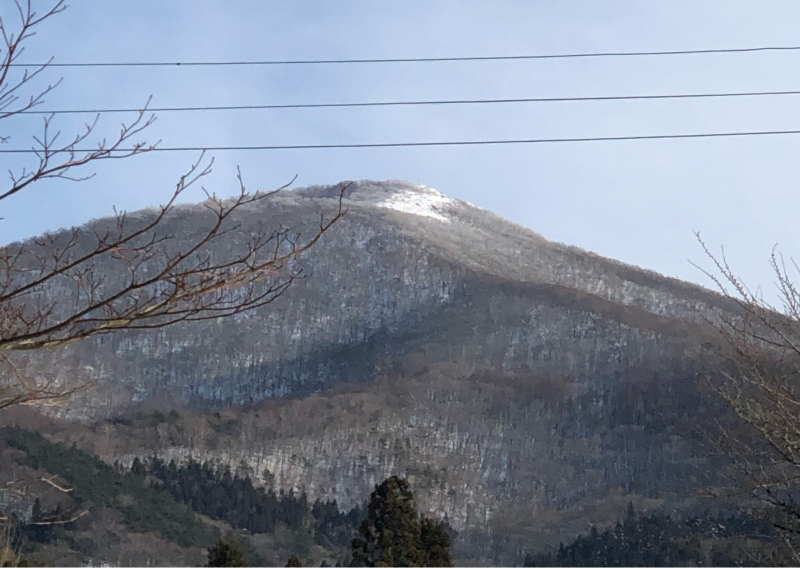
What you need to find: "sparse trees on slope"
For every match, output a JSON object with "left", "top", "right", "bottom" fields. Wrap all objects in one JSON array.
[
  {"left": 0, "top": 1, "right": 344, "bottom": 411},
  {"left": 694, "top": 234, "right": 800, "bottom": 561},
  {"left": 351, "top": 476, "right": 452, "bottom": 567}
]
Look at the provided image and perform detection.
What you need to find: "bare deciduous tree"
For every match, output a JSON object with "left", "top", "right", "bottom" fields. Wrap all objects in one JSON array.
[
  {"left": 694, "top": 233, "right": 800, "bottom": 561},
  {"left": 0, "top": 1, "right": 345, "bottom": 411},
  {"left": 0, "top": 518, "right": 23, "bottom": 567}
]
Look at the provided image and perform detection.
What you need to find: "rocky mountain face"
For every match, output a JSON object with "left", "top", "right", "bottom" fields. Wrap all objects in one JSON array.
[{"left": 8, "top": 180, "right": 746, "bottom": 564}]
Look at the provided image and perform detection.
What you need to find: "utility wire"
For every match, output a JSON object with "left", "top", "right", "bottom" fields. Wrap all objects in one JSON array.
[
  {"left": 9, "top": 46, "right": 800, "bottom": 68},
  {"left": 1, "top": 130, "right": 797, "bottom": 153},
  {"left": 18, "top": 90, "right": 800, "bottom": 116}
]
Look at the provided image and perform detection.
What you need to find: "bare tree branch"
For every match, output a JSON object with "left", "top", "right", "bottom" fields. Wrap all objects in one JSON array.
[
  {"left": 0, "top": 518, "right": 23, "bottom": 567},
  {"left": 695, "top": 232, "right": 800, "bottom": 555},
  {"left": 0, "top": 2, "right": 346, "bottom": 413}
]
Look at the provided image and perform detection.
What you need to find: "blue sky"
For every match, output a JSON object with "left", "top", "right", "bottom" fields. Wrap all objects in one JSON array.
[{"left": 1, "top": 0, "right": 798, "bottom": 304}]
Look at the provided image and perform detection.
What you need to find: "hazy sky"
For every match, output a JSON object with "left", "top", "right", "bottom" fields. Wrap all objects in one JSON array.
[{"left": 1, "top": 1, "right": 798, "bottom": 304}]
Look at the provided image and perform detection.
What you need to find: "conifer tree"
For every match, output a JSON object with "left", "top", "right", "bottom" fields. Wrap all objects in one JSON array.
[
  {"left": 352, "top": 476, "right": 424, "bottom": 567},
  {"left": 31, "top": 498, "right": 42, "bottom": 524},
  {"left": 130, "top": 457, "right": 145, "bottom": 477},
  {"left": 420, "top": 518, "right": 453, "bottom": 567},
  {"left": 351, "top": 476, "right": 452, "bottom": 567},
  {"left": 286, "top": 553, "right": 303, "bottom": 566},
  {"left": 207, "top": 535, "right": 247, "bottom": 567}
]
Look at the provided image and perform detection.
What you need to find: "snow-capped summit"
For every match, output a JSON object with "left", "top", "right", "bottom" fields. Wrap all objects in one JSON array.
[
  {"left": 295, "top": 179, "right": 460, "bottom": 222},
  {"left": 372, "top": 183, "right": 455, "bottom": 223}
]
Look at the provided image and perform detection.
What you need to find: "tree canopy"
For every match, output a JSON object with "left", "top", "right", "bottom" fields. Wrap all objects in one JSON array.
[
  {"left": 207, "top": 535, "right": 247, "bottom": 567},
  {"left": 351, "top": 476, "right": 452, "bottom": 567}
]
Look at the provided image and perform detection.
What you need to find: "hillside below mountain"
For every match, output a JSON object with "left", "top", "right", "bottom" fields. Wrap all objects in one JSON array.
[{"left": 2, "top": 180, "right": 753, "bottom": 565}]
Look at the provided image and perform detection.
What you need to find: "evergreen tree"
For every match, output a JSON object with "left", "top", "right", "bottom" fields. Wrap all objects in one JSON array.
[
  {"left": 286, "top": 553, "right": 303, "bottom": 567},
  {"left": 207, "top": 535, "right": 247, "bottom": 567},
  {"left": 31, "top": 498, "right": 42, "bottom": 524},
  {"left": 419, "top": 518, "right": 453, "bottom": 567},
  {"left": 130, "top": 456, "right": 145, "bottom": 477},
  {"left": 351, "top": 476, "right": 430, "bottom": 567},
  {"left": 26, "top": 497, "right": 52, "bottom": 543}
]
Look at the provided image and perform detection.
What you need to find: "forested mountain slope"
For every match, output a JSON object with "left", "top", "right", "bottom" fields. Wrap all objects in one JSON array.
[
  {"left": 16, "top": 180, "right": 735, "bottom": 412},
  {"left": 3, "top": 180, "right": 753, "bottom": 564}
]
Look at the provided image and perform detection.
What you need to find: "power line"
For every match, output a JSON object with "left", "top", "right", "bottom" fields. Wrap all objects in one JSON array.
[
  {"left": 0, "top": 130, "right": 797, "bottom": 153},
  {"left": 9, "top": 46, "right": 800, "bottom": 68},
  {"left": 18, "top": 90, "right": 800, "bottom": 116}
]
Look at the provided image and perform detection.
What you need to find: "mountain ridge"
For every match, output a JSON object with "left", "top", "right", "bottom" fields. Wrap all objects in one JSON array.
[
  {"left": 6, "top": 178, "right": 741, "bottom": 413},
  {"left": 2, "top": 179, "right": 749, "bottom": 564}
]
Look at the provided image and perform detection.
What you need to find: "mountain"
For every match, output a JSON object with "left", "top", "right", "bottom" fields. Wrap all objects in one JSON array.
[
  {"left": 26, "top": 179, "right": 731, "bottom": 409},
  {"left": 3, "top": 180, "right": 748, "bottom": 564}
]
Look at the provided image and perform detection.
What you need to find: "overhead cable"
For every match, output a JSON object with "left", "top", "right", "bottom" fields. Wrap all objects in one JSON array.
[
  {"left": 0, "top": 130, "right": 797, "bottom": 154},
  {"left": 9, "top": 46, "right": 800, "bottom": 68},
  {"left": 18, "top": 90, "right": 800, "bottom": 116}
]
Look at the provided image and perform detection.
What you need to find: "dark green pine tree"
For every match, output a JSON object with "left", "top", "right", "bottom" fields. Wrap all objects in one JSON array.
[
  {"left": 130, "top": 456, "right": 145, "bottom": 477},
  {"left": 351, "top": 476, "right": 426, "bottom": 567},
  {"left": 27, "top": 497, "right": 52, "bottom": 543},
  {"left": 207, "top": 535, "right": 247, "bottom": 567},
  {"left": 31, "top": 498, "right": 43, "bottom": 523},
  {"left": 285, "top": 553, "right": 303, "bottom": 566},
  {"left": 419, "top": 518, "right": 453, "bottom": 567}
]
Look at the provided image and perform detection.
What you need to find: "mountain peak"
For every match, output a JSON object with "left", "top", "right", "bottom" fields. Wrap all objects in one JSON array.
[
  {"left": 371, "top": 182, "right": 455, "bottom": 223},
  {"left": 294, "top": 179, "right": 462, "bottom": 223}
]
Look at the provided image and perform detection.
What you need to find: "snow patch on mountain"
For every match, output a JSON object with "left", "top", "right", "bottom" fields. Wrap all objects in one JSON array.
[{"left": 374, "top": 184, "right": 456, "bottom": 223}]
